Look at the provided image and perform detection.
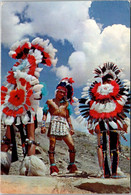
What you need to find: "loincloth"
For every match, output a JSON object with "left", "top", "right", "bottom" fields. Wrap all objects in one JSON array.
[{"left": 48, "top": 116, "right": 69, "bottom": 138}]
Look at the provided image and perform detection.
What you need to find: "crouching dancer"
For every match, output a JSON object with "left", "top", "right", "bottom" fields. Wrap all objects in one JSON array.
[{"left": 41, "top": 77, "right": 77, "bottom": 176}]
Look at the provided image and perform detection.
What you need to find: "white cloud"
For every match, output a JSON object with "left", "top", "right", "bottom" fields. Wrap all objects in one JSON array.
[
  {"left": 1, "top": 1, "right": 130, "bottom": 87},
  {"left": 55, "top": 23, "right": 130, "bottom": 86},
  {"left": 1, "top": 2, "right": 33, "bottom": 47},
  {"left": 1, "top": 1, "right": 91, "bottom": 47}
]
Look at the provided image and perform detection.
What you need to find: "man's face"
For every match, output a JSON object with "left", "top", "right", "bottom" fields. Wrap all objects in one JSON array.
[{"left": 56, "top": 89, "right": 66, "bottom": 100}]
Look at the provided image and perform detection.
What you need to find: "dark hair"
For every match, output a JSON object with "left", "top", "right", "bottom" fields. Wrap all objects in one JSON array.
[{"left": 102, "top": 74, "right": 113, "bottom": 83}]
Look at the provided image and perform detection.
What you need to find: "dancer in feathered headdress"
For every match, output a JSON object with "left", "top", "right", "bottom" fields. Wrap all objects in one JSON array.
[
  {"left": 74, "top": 62, "right": 130, "bottom": 178},
  {"left": 1, "top": 37, "right": 57, "bottom": 175},
  {"left": 41, "top": 77, "right": 78, "bottom": 175}
]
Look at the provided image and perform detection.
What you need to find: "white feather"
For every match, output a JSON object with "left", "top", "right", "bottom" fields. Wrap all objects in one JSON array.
[
  {"left": 8, "top": 51, "right": 16, "bottom": 56},
  {"left": 72, "top": 102, "right": 79, "bottom": 106},
  {"left": 75, "top": 111, "right": 80, "bottom": 115},
  {"left": 104, "top": 102, "right": 113, "bottom": 112},
  {"left": 124, "top": 91, "right": 129, "bottom": 95},
  {"left": 74, "top": 107, "right": 79, "bottom": 112},
  {"left": 31, "top": 99, "right": 39, "bottom": 107},
  {"left": 76, "top": 115, "right": 84, "bottom": 123},
  {"left": 5, "top": 83, "right": 14, "bottom": 90},
  {"left": 21, "top": 114, "right": 30, "bottom": 125},
  {"left": 41, "top": 39, "right": 49, "bottom": 47},
  {"left": 85, "top": 99, "right": 90, "bottom": 105},
  {"left": 124, "top": 117, "right": 130, "bottom": 126},
  {"left": 104, "top": 121, "right": 108, "bottom": 130},
  {"left": 1, "top": 151, "right": 11, "bottom": 171},
  {"left": 20, "top": 38, "right": 29, "bottom": 46},
  {"left": 5, "top": 116, "right": 14, "bottom": 125},
  {"left": 51, "top": 58, "right": 58, "bottom": 66},
  {"left": 90, "top": 101, "right": 96, "bottom": 109},
  {"left": 31, "top": 104, "right": 39, "bottom": 113},
  {"left": 31, "top": 37, "right": 41, "bottom": 45},
  {"left": 35, "top": 67, "right": 43, "bottom": 73},
  {"left": 49, "top": 51, "right": 55, "bottom": 59},
  {"left": 117, "top": 99, "right": 125, "bottom": 106},
  {"left": 15, "top": 117, "right": 21, "bottom": 125},
  {"left": 20, "top": 155, "right": 47, "bottom": 176},
  {"left": 53, "top": 48, "right": 58, "bottom": 53},
  {"left": 33, "top": 92, "right": 41, "bottom": 99},
  {"left": 94, "top": 121, "right": 99, "bottom": 128},
  {"left": 10, "top": 41, "right": 20, "bottom": 51},
  {"left": 94, "top": 103, "right": 101, "bottom": 111},
  {"left": 4, "top": 95, "right": 10, "bottom": 104},
  {"left": 87, "top": 121, "right": 92, "bottom": 129},
  {"left": 117, "top": 119, "right": 123, "bottom": 128},
  {"left": 30, "top": 78, "right": 39, "bottom": 85},
  {"left": 120, "top": 97, "right": 126, "bottom": 103},
  {"left": 121, "top": 95, "right": 128, "bottom": 101},
  {"left": 32, "top": 84, "right": 43, "bottom": 92},
  {"left": 123, "top": 79, "right": 130, "bottom": 87},
  {"left": 109, "top": 121, "right": 118, "bottom": 129},
  {"left": 83, "top": 86, "right": 89, "bottom": 91},
  {"left": 1, "top": 113, "right": 6, "bottom": 124},
  {"left": 34, "top": 71, "right": 40, "bottom": 78},
  {"left": 81, "top": 94, "right": 88, "bottom": 98},
  {"left": 81, "top": 90, "right": 88, "bottom": 94},
  {"left": 36, "top": 59, "right": 42, "bottom": 64},
  {"left": 36, "top": 107, "right": 43, "bottom": 122},
  {"left": 14, "top": 70, "right": 29, "bottom": 81},
  {"left": 32, "top": 50, "right": 43, "bottom": 63},
  {"left": 73, "top": 97, "right": 78, "bottom": 102},
  {"left": 84, "top": 121, "right": 87, "bottom": 127}
]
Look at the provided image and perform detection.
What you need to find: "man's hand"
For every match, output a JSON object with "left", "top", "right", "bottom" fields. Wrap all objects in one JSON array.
[
  {"left": 41, "top": 126, "right": 46, "bottom": 134},
  {"left": 70, "top": 128, "right": 74, "bottom": 135}
]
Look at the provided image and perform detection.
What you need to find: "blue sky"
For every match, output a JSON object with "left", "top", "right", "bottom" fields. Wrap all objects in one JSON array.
[{"left": 1, "top": 1, "right": 130, "bottom": 146}]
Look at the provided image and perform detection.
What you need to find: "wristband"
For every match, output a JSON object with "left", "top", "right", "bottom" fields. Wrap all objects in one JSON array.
[
  {"left": 69, "top": 123, "right": 73, "bottom": 129},
  {"left": 42, "top": 121, "right": 46, "bottom": 127}
]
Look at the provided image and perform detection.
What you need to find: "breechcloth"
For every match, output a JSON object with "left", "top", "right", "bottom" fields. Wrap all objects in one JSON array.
[
  {"left": 49, "top": 116, "right": 69, "bottom": 137},
  {"left": 99, "top": 121, "right": 119, "bottom": 176}
]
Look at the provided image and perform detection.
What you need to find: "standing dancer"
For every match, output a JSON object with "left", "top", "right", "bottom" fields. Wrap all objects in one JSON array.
[
  {"left": 41, "top": 77, "right": 78, "bottom": 175},
  {"left": 1, "top": 37, "right": 57, "bottom": 174},
  {"left": 74, "top": 62, "right": 130, "bottom": 178}
]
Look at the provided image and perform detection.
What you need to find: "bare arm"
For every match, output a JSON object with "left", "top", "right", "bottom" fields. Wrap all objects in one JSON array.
[
  {"left": 67, "top": 116, "right": 74, "bottom": 135},
  {"left": 41, "top": 114, "right": 47, "bottom": 134}
]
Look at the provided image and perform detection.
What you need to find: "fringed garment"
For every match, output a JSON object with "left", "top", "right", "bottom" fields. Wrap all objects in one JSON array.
[{"left": 48, "top": 116, "right": 69, "bottom": 137}]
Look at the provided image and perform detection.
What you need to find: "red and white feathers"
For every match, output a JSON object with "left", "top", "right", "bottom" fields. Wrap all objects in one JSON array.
[
  {"left": 74, "top": 62, "right": 130, "bottom": 134},
  {"left": 1, "top": 37, "right": 57, "bottom": 125}
]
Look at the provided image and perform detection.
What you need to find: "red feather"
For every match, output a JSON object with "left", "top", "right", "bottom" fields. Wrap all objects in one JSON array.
[
  {"left": 45, "top": 58, "right": 51, "bottom": 66},
  {"left": 19, "top": 78, "right": 26, "bottom": 86},
  {"left": 1, "top": 86, "right": 8, "bottom": 92},
  {"left": 16, "top": 107, "right": 24, "bottom": 115},
  {"left": 8, "top": 89, "right": 25, "bottom": 106}
]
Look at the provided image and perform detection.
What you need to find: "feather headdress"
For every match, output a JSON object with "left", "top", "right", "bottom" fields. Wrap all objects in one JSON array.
[
  {"left": 1, "top": 37, "right": 58, "bottom": 125},
  {"left": 74, "top": 62, "right": 130, "bottom": 134},
  {"left": 56, "top": 77, "right": 75, "bottom": 103}
]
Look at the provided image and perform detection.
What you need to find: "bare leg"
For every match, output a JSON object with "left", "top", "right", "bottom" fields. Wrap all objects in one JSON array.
[
  {"left": 48, "top": 136, "right": 59, "bottom": 175},
  {"left": 27, "top": 123, "right": 35, "bottom": 156},
  {"left": 1, "top": 125, "right": 11, "bottom": 152},
  {"left": 49, "top": 136, "right": 56, "bottom": 164},
  {"left": 63, "top": 134, "right": 75, "bottom": 163},
  {"left": 97, "top": 133, "right": 104, "bottom": 169},
  {"left": 63, "top": 134, "right": 77, "bottom": 173}
]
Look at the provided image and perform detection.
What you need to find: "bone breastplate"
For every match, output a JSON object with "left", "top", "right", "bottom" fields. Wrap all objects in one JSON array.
[{"left": 47, "top": 99, "right": 68, "bottom": 118}]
